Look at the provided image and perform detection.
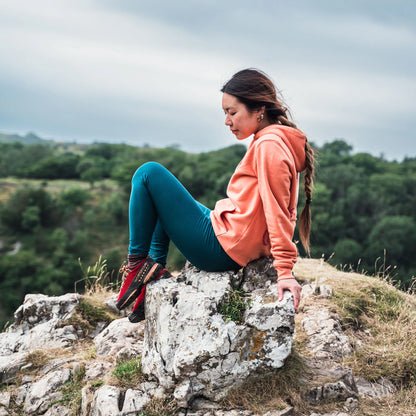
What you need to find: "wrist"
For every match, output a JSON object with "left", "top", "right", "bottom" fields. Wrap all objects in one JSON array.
[
  {"left": 277, "top": 269, "right": 294, "bottom": 281},
  {"left": 277, "top": 276, "right": 295, "bottom": 282}
]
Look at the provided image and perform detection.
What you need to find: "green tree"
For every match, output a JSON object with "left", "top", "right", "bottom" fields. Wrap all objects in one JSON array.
[{"left": 366, "top": 216, "right": 416, "bottom": 271}]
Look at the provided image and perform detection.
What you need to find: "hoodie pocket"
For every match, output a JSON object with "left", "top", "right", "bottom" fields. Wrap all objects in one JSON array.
[{"left": 213, "top": 199, "right": 236, "bottom": 235}]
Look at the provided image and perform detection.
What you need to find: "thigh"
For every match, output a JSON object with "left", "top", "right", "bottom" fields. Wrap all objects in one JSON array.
[{"left": 141, "top": 163, "right": 239, "bottom": 271}]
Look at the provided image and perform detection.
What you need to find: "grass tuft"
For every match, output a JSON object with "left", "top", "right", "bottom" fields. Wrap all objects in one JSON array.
[
  {"left": 24, "top": 350, "right": 50, "bottom": 371},
  {"left": 139, "top": 397, "right": 177, "bottom": 416},
  {"left": 111, "top": 358, "right": 144, "bottom": 388},
  {"left": 219, "top": 287, "right": 251, "bottom": 323},
  {"left": 66, "top": 299, "right": 113, "bottom": 335},
  {"left": 76, "top": 255, "right": 113, "bottom": 294}
]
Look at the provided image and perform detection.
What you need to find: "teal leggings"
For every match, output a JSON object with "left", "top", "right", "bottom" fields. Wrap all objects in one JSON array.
[{"left": 128, "top": 162, "right": 241, "bottom": 272}]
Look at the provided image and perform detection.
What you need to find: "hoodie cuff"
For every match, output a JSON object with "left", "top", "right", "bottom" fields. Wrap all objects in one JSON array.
[{"left": 276, "top": 268, "right": 294, "bottom": 281}]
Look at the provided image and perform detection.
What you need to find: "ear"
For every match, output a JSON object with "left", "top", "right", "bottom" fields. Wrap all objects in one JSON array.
[{"left": 257, "top": 105, "right": 266, "bottom": 115}]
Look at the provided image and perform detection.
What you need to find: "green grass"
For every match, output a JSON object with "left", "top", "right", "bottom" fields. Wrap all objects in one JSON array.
[
  {"left": 111, "top": 358, "right": 144, "bottom": 388},
  {"left": 219, "top": 287, "right": 251, "bottom": 324}
]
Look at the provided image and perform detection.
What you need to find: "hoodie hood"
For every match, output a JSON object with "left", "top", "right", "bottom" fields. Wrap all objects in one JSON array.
[{"left": 254, "top": 124, "right": 306, "bottom": 172}]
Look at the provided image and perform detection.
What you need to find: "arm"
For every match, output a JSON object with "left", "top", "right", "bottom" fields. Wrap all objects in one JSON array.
[{"left": 254, "top": 139, "right": 302, "bottom": 309}]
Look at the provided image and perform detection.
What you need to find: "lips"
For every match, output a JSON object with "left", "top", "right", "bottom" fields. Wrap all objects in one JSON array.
[{"left": 231, "top": 129, "right": 238, "bottom": 135}]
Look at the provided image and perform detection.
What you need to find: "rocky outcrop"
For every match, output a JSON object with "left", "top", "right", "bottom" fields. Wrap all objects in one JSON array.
[
  {"left": 0, "top": 258, "right": 400, "bottom": 415},
  {"left": 0, "top": 293, "right": 80, "bottom": 357},
  {"left": 142, "top": 260, "right": 295, "bottom": 405}
]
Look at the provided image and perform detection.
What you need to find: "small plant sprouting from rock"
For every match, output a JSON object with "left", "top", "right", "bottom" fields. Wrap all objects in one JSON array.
[
  {"left": 66, "top": 299, "right": 113, "bottom": 334},
  {"left": 219, "top": 287, "right": 251, "bottom": 324},
  {"left": 112, "top": 358, "right": 143, "bottom": 388}
]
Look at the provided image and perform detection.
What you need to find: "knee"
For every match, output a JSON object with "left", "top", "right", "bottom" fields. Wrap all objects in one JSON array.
[{"left": 132, "top": 162, "right": 165, "bottom": 185}]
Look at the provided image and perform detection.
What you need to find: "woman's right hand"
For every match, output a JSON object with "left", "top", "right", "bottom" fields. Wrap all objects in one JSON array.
[{"left": 277, "top": 278, "right": 302, "bottom": 311}]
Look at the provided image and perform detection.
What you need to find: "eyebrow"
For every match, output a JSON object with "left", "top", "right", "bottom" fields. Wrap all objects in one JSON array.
[{"left": 223, "top": 106, "right": 235, "bottom": 112}]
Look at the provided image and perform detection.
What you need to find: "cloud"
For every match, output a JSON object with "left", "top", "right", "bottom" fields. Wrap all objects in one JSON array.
[{"left": 0, "top": 0, "right": 414, "bottom": 159}]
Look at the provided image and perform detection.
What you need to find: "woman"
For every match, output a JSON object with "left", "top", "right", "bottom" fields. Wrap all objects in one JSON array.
[{"left": 116, "top": 68, "right": 315, "bottom": 322}]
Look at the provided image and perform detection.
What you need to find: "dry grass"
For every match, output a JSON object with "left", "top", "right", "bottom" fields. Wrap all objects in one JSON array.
[
  {"left": 294, "top": 258, "right": 416, "bottom": 414},
  {"left": 221, "top": 350, "right": 316, "bottom": 414},
  {"left": 24, "top": 350, "right": 51, "bottom": 370},
  {"left": 139, "top": 397, "right": 177, "bottom": 416}
]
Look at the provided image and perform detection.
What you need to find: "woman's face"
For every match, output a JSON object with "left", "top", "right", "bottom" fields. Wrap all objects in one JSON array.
[{"left": 222, "top": 93, "right": 262, "bottom": 140}]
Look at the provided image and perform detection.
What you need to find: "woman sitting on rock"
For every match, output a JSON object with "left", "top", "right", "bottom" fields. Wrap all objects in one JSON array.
[{"left": 116, "top": 68, "right": 315, "bottom": 322}]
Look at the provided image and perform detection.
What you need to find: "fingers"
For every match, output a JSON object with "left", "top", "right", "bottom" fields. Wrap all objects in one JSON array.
[
  {"left": 278, "top": 284, "right": 284, "bottom": 302},
  {"left": 277, "top": 280, "right": 302, "bottom": 311}
]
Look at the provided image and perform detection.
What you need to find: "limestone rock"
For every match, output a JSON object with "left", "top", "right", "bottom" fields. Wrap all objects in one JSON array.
[
  {"left": 301, "top": 306, "right": 352, "bottom": 360},
  {"left": 23, "top": 368, "right": 71, "bottom": 415},
  {"left": 85, "top": 361, "right": 113, "bottom": 380},
  {"left": 15, "top": 383, "right": 30, "bottom": 406},
  {"left": 0, "top": 352, "right": 26, "bottom": 383},
  {"left": 305, "top": 380, "right": 357, "bottom": 404},
  {"left": 309, "top": 413, "right": 350, "bottom": 416},
  {"left": 263, "top": 408, "right": 294, "bottom": 416},
  {"left": 81, "top": 386, "right": 95, "bottom": 416},
  {"left": 0, "top": 392, "right": 10, "bottom": 408},
  {"left": 354, "top": 376, "right": 395, "bottom": 398},
  {"left": 0, "top": 294, "right": 80, "bottom": 356},
  {"left": 89, "top": 385, "right": 121, "bottom": 416},
  {"left": 142, "top": 259, "right": 295, "bottom": 405},
  {"left": 93, "top": 318, "right": 144, "bottom": 359},
  {"left": 121, "top": 389, "right": 151, "bottom": 415},
  {"left": 42, "top": 404, "right": 70, "bottom": 416}
]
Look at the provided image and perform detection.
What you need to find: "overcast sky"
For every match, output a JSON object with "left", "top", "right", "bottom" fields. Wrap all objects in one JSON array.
[{"left": 0, "top": 0, "right": 415, "bottom": 160}]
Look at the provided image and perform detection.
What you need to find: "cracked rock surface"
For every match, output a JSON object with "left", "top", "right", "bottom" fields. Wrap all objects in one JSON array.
[{"left": 142, "top": 260, "right": 295, "bottom": 404}]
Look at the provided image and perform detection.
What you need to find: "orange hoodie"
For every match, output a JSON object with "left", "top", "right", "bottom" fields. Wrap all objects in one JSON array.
[{"left": 210, "top": 124, "right": 307, "bottom": 279}]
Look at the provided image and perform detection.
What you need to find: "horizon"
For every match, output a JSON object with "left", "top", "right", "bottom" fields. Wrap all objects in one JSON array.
[
  {"left": 0, "top": 1, "right": 415, "bottom": 161},
  {"left": 1, "top": 129, "right": 414, "bottom": 162}
]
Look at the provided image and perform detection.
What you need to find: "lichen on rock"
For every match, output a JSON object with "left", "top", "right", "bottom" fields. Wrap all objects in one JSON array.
[{"left": 141, "top": 258, "right": 295, "bottom": 405}]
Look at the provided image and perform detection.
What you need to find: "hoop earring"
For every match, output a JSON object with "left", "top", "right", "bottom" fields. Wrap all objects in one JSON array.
[{"left": 257, "top": 113, "right": 264, "bottom": 122}]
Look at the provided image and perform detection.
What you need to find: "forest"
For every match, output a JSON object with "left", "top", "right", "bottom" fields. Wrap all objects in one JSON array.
[{"left": 0, "top": 135, "right": 415, "bottom": 327}]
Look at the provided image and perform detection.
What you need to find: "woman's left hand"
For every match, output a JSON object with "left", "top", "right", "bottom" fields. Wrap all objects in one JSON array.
[{"left": 277, "top": 278, "right": 302, "bottom": 311}]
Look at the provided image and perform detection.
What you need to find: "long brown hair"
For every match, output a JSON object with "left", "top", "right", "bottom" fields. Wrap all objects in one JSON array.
[{"left": 222, "top": 68, "right": 315, "bottom": 253}]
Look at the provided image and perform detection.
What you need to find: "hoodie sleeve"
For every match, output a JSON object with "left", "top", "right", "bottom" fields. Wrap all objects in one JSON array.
[{"left": 254, "top": 138, "right": 298, "bottom": 279}]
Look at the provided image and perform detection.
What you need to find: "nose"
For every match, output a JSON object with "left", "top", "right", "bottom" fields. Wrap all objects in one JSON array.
[{"left": 225, "top": 114, "right": 232, "bottom": 126}]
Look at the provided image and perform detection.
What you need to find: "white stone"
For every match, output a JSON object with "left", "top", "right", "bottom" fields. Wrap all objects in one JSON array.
[
  {"left": 81, "top": 386, "right": 94, "bottom": 416},
  {"left": 89, "top": 385, "right": 121, "bottom": 416},
  {"left": 263, "top": 408, "right": 294, "bottom": 416},
  {"left": 142, "top": 260, "right": 294, "bottom": 405},
  {"left": 42, "top": 404, "right": 70, "bottom": 416},
  {"left": 301, "top": 306, "right": 352, "bottom": 360},
  {"left": 23, "top": 369, "right": 71, "bottom": 415},
  {"left": 121, "top": 389, "right": 150, "bottom": 415},
  {"left": 354, "top": 376, "right": 395, "bottom": 398},
  {"left": 319, "top": 285, "right": 333, "bottom": 298},
  {"left": 0, "top": 392, "right": 10, "bottom": 408},
  {"left": 0, "top": 352, "right": 26, "bottom": 383},
  {"left": 93, "top": 318, "right": 144, "bottom": 359},
  {"left": 306, "top": 381, "right": 357, "bottom": 403},
  {"left": 0, "top": 294, "right": 80, "bottom": 356},
  {"left": 15, "top": 384, "right": 30, "bottom": 406},
  {"left": 85, "top": 361, "right": 113, "bottom": 380}
]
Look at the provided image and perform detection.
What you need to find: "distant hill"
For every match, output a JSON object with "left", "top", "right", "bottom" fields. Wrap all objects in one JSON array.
[{"left": 0, "top": 132, "right": 53, "bottom": 145}]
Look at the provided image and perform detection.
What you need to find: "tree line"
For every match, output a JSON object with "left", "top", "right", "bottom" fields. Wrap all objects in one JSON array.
[{"left": 0, "top": 139, "right": 415, "bottom": 327}]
